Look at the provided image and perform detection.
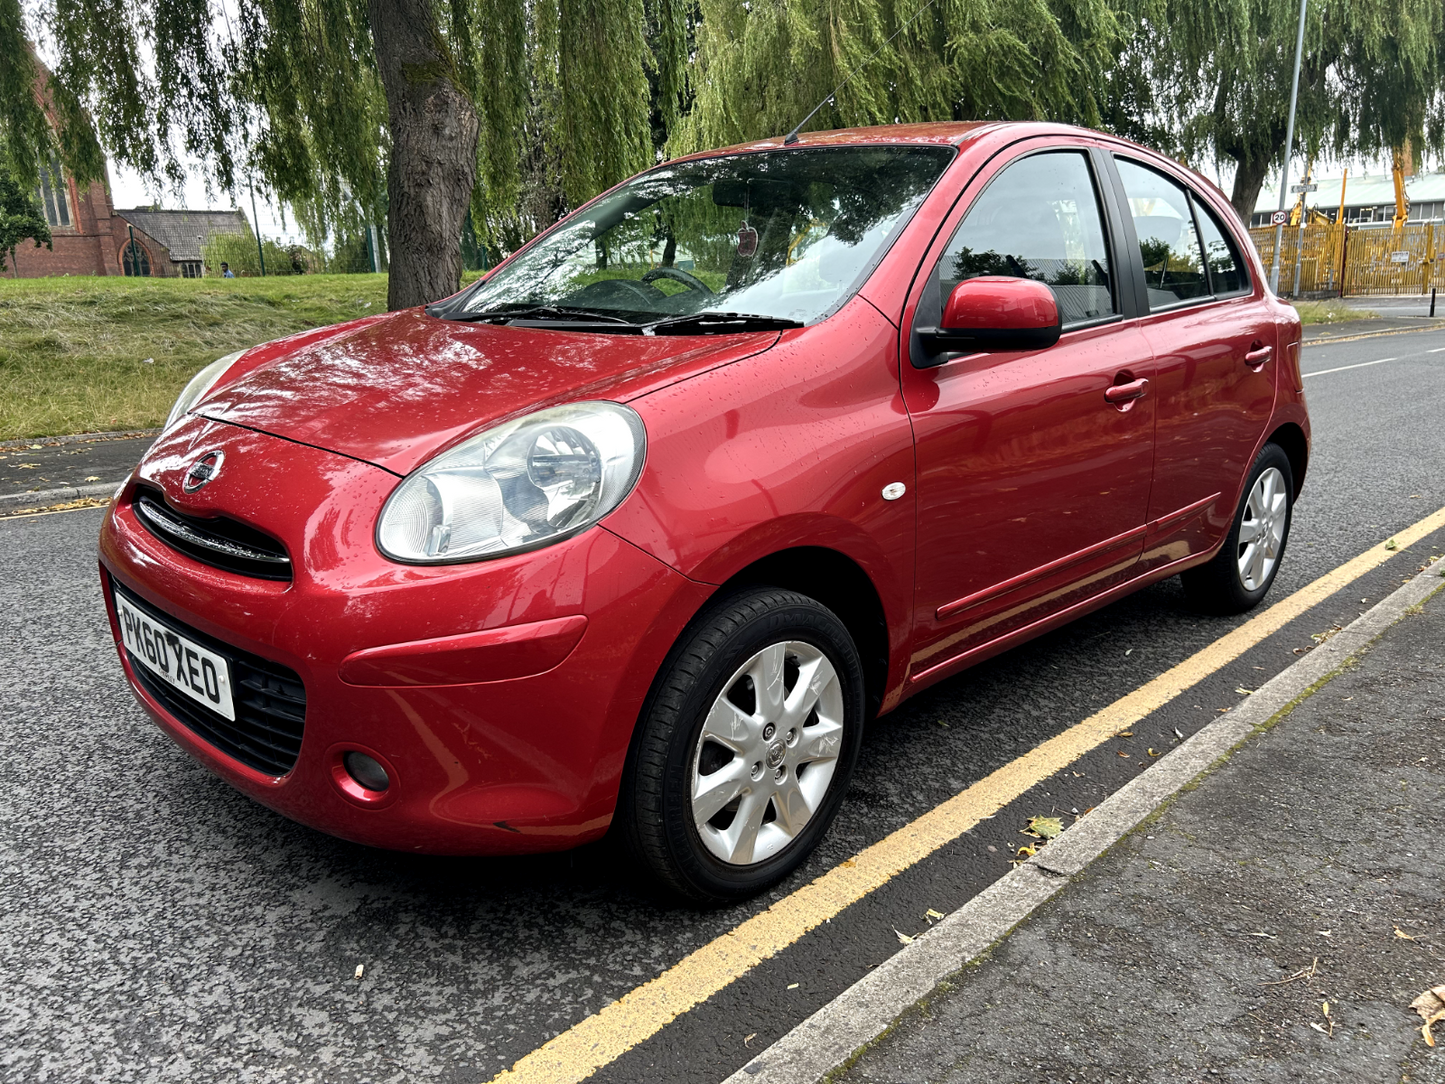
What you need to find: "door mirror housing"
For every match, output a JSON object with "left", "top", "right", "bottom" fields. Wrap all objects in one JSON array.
[{"left": 917, "top": 277, "right": 1062, "bottom": 361}]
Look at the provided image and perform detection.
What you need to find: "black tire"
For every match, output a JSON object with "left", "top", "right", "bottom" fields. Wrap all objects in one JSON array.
[
  {"left": 619, "top": 587, "right": 866, "bottom": 904},
  {"left": 1181, "top": 442, "right": 1294, "bottom": 615}
]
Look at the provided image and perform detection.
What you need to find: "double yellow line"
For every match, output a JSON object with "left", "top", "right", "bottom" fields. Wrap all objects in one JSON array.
[{"left": 489, "top": 502, "right": 1445, "bottom": 1084}]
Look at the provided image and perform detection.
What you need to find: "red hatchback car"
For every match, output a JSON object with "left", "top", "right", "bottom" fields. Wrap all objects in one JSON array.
[{"left": 100, "top": 122, "right": 1307, "bottom": 901}]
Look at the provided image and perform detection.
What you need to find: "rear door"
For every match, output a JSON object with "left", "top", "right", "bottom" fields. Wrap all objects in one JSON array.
[
  {"left": 901, "top": 143, "right": 1156, "bottom": 684},
  {"left": 1104, "top": 155, "right": 1278, "bottom": 571}
]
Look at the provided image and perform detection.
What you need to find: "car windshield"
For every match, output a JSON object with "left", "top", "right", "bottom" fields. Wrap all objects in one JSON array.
[{"left": 442, "top": 145, "right": 954, "bottom": 329}]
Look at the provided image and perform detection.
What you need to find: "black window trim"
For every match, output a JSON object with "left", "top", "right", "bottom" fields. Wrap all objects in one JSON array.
[
  {"left": 1188, "top": 189, "right": 1254, "bottom": 300},
  {"left": 1106, "top": 152, "right": 1258, "bottom": 316}
]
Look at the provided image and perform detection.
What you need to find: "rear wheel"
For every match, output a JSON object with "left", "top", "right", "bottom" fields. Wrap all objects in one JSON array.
[
  {"left": 1181, "top": 443, "right": 1293, "bottom": 614},
  {"left": 620, "top": 588, "right": 865, "bottom": 903}
]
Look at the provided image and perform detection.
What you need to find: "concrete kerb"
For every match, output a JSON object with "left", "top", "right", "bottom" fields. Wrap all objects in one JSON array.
[
  {"left": 0, "top": 428, "right": 160, "bottom": 451},
  {"left": 723, "top": 555, "right": 1445, "bottom": 1084},
  {"left": 0, "top": 481, "right": 121, "bottom": 510}
]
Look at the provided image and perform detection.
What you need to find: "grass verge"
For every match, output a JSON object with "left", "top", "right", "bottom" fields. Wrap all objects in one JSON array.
[
  {"left": 1292, "top": 298, "right": 1377, "bottom": 324},
  {"left": 0, "top": 273, "right": 389, "bottom": 440}
]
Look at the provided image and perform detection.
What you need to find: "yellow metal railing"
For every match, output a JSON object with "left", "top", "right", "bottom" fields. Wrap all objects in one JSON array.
[{"left": 1247, "top": 222, "right": 1445, "bottom": 296}]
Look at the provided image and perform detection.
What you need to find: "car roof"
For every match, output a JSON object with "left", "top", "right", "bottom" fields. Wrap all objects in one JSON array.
[{"left": 667, "top": 121, "right": 1008, "bottom": 163}]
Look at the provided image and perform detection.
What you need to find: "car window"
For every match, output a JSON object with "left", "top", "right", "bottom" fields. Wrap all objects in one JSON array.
[
  {"left": 1115, "top": 159, "right": 1209, "bottom": 310},
  {"left": 937, "top": 151, "right": 1115, "bottom": 328},
  {"left": 1195, "top": 200, "right": 1250, "bottom": 297}
]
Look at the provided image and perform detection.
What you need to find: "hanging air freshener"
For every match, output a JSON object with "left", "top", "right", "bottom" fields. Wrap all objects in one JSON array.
[{"left": 736, "top": 221, "right": 759, "bottom": 257}]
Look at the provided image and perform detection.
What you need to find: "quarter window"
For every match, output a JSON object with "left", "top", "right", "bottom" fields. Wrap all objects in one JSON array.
[
  {"left": 1115, "top": 159, "right": 1208, "bottom": 309},
  {"left": 1195, "top": 202, "right": 1250, "bottom": 296},
  {"left": 938, "top": 151, "right": 1115, "bottom": 327}
]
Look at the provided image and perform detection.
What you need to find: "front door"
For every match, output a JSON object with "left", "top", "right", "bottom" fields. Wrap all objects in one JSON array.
[{"left": 902, "top": 145, "right": 1156, "bottom": 684}]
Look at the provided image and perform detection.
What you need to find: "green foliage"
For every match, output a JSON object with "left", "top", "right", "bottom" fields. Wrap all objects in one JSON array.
[
  {"left": 0, "top": 167, "right": 51, "bottom": 269},
  {"left": 1126, "top": 0, "right": 1445, "bottom": 213},
  {"left": 200, "top": 229, "right": 320, "bottom": 276},
  {"left": 674, "top": 0, "right": 1129, "bottom": 153}
]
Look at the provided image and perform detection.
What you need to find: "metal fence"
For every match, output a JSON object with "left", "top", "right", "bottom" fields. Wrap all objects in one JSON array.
[{"left": 1247, "top": 223, "right": 1445, "bottom": 297}]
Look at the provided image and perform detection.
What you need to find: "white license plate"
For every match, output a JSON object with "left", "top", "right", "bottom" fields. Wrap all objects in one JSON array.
[{"left": 114, "top": 590, "right": 236, "bottom": 721}]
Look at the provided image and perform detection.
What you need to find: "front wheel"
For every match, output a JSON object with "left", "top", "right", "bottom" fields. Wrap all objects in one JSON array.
[
  {"left": 620, "top": 588, "right": 865, "bottom": 903},
  {"left": 1181, "top": 443, "right": 1294, "bottom": 614}
]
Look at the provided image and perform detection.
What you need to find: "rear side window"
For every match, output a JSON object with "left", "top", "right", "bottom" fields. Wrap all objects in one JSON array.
[
  {"left": 1195, "top": 202, "right": 1250, "bottom": 296},
  {"left": 938, "top": 151, "right": 1115, "bottom": 327},
  {"left": 1115, "top": 159, "right": 1208, "bottom": 309}
]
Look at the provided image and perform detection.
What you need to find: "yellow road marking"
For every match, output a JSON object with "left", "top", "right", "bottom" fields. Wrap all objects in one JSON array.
[
  {"left": 491, "top": 505, "right": 1445, "bottom": 1084},
  {"left": 1305, "top": 324, "right": 1445, "bottom": 347}
]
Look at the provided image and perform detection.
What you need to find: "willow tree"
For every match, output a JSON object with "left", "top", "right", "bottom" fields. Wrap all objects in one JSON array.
[
  {"left": 1125, "top": 0, "right": 1445, "bottom": 220},
  {"left": 674, "top": 0, "right": 1130, "bottom": 154},
  {"left": 0, "top": 0, "right": 673, "bottom": 308}
]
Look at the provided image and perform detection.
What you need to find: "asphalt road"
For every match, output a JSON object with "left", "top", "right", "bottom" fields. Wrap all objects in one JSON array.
[{"left": 5, "top": 324, "right": 1445, "bottom": 1084}]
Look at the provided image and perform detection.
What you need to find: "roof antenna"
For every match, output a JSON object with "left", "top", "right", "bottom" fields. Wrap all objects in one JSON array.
[{"left": 782, "top": 0, "right": 939, "bottom": 146}]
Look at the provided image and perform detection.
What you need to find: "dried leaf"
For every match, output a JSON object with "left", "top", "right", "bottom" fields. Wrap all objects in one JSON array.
[
  {"left": 787, "top": 982, "right": 799, "bottom": 989},
  {"left": 1026, "top": 816, "right": 1063, "bottom": 839},
  {"left": 894, "top": 928, "right": 914, "bottom": 945},
  {"left": 925, "top": 908, "right": 946, "bottom": 922},
  {"left": 1115, "top": 730, "right": 1133, "bottom": 738},
  {"left": 1410, "top": 985, "right": 1445, "bottom": 1048},
  {"left": 1235, "top": 687, "right": 1254, "bottom": 695},
  {"left": 1394, "top": 926, "right": 1418, "bottom": 942},
  {"left": 1118, "top": 750, "right": 1131, "bottom": 758},
  {"left": 1147, "top": 748, "right": 1161, "bottom": 757},
  {"left": 744, "top": 1032, "right": 757, "bottom": 1046}
]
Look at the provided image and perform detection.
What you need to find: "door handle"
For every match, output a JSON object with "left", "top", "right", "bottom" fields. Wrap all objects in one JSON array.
[
  {"left": 1245, "top": 344, "right": 1273, "bottom": 369},
  {"left": 1104, "top": 377, "right": 1149, "bottom": 405}
]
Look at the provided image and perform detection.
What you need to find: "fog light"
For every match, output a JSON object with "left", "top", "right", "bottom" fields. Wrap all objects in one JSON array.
[{"left": 344, "top": 751, "right": 390, "bottom": 792}]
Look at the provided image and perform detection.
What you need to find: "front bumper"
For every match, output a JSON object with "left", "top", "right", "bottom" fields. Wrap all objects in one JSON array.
[{"left": 99, "top": 416, "right": 710, "bottom": 854}]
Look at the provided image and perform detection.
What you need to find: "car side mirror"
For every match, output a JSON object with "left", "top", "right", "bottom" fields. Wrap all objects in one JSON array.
[{"left": 916, "top": 277, "right": 1062, "bottom": 363}]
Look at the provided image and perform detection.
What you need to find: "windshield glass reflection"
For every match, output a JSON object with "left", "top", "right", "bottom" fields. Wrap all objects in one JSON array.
[{"left": 450, "top": 146, "right": 953, "bottom": 327}]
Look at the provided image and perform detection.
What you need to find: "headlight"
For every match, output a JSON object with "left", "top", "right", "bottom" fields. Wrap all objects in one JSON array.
[
  {"left": 377, "top": 401, "right": 646, "bottom": 564},
  {"left": 165, "top": 350, "right": 246, "bottom": 430}
]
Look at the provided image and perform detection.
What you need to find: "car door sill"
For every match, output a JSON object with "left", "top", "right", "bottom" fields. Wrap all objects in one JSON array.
[
  {"left": 909, "top": 545, "right": 1212, "bottom": 689},
  {"left": 1147, "top": 492, "right": 1221, "bottom": 536}
]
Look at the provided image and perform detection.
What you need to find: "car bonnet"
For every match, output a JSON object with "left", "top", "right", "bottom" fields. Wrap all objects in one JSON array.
[{"left": 193, "top": 308, "right": 781, "bottom": 476}]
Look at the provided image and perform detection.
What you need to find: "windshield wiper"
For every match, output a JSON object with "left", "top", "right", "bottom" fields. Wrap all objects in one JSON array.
[
  {"left": 439, "top": 304, "right": 637, "bottom": 326},
  {"left": 645, "top": 312, "right": 804, "bottom": 335}
]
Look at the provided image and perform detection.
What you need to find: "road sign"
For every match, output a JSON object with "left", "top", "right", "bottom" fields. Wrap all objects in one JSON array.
[
  {"left": 1270, "top": 210, "right": 1289, "bottom": 226},
  {"left": 1289, "top": 182, "right": 1319, "bottom": 193}
]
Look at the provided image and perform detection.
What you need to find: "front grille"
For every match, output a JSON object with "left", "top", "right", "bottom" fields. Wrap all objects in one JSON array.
[
  {"left": 119, "top": 589, "right": 307, "bottom": 776},
  {"left": 133, "top": 487, "right": 292, "bottom": 581}
]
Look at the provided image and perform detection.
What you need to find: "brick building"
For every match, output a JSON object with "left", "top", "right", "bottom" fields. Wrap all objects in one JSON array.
[{"left": 9, "top": 55, "right": 251, "bottom": 279}]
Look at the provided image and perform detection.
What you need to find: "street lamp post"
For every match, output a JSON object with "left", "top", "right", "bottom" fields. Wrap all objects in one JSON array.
[{"left": 1269, "top": 0, "right": 1309, "bottom": 295}]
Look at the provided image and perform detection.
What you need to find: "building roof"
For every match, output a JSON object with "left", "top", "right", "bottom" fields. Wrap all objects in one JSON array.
[
  {"left": 1254, "top": 171, "right": 1445, "bottom": 214},
  {"left": 115, "top": 208, "right": 251, "bottom": 262}
]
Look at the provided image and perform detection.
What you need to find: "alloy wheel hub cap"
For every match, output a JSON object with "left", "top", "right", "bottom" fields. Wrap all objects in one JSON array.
[
  {"left": 1237, "top": 466, "right": 1288, "bottom": 591},
  {"left": 690, "top": 640, "right": 845, "bottom": 866}
]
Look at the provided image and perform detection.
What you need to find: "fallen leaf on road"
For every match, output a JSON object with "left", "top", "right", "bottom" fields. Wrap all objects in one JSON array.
[
  {"left": 1308, "top": 1021, "right": 1328, "bottom": 1035},
  {"left": 744, "top": 1033, "right": 757, "bottom": 1046},
  {"left": 1385, "top": 539, "right": 1398, "bottom": 550},
  {"left": 1115, "top": 730, "right": 1133, "bottom": 737},
  {"left": 1174, "top": 728, "right": 1184, "bottom": 740},
  {"left": 17, "top": 463, "right": 37, "bottom": 469},
  {"left": 1025, "top": 816, "right": 1062, "bottom": 839},
  {"left": 894, "top": 928, "right": 914, "bottom": 945},
  {"left": 83, "top": 475, "right": 100, "bottom": 482},
  {"left": 1117, "top": 750, "right": 1131, "bottom": 758},
  {"left": 1322, "top": 1001, "right": 1334, "bottom": 1037},
  {"left": 1147, "top": 748, "right": 1161, "bottom": 757},
  {"left": 840, "top": 859, "right": 855, "bottom": 867},
  {"left": 787, "top": 982, "right": 799, "bottom": 989},
  {"left": 925, "top": 908, "right": 946, "bottom": 922},
  {"left": 1395, "top": 926, "right": 1418, "bottom": 942},
  {"left": 1014, "top": 844, "right": 1038, "bottom": 861},
  {"left": 1410, "top": 986, "right": 1445, "bottom": 1047},
  {"left": 1235, "top": 687, "right": 1254, "bottom": 695}
]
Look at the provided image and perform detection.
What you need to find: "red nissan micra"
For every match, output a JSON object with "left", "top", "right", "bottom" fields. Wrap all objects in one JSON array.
[{"left": 100, "top": 122, "right": 1307, "bottom": 902}]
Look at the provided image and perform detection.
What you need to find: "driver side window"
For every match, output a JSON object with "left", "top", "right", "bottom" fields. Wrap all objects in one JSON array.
[{"left": 938, "top": 151, "right": 1116, "bottom": 328}]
